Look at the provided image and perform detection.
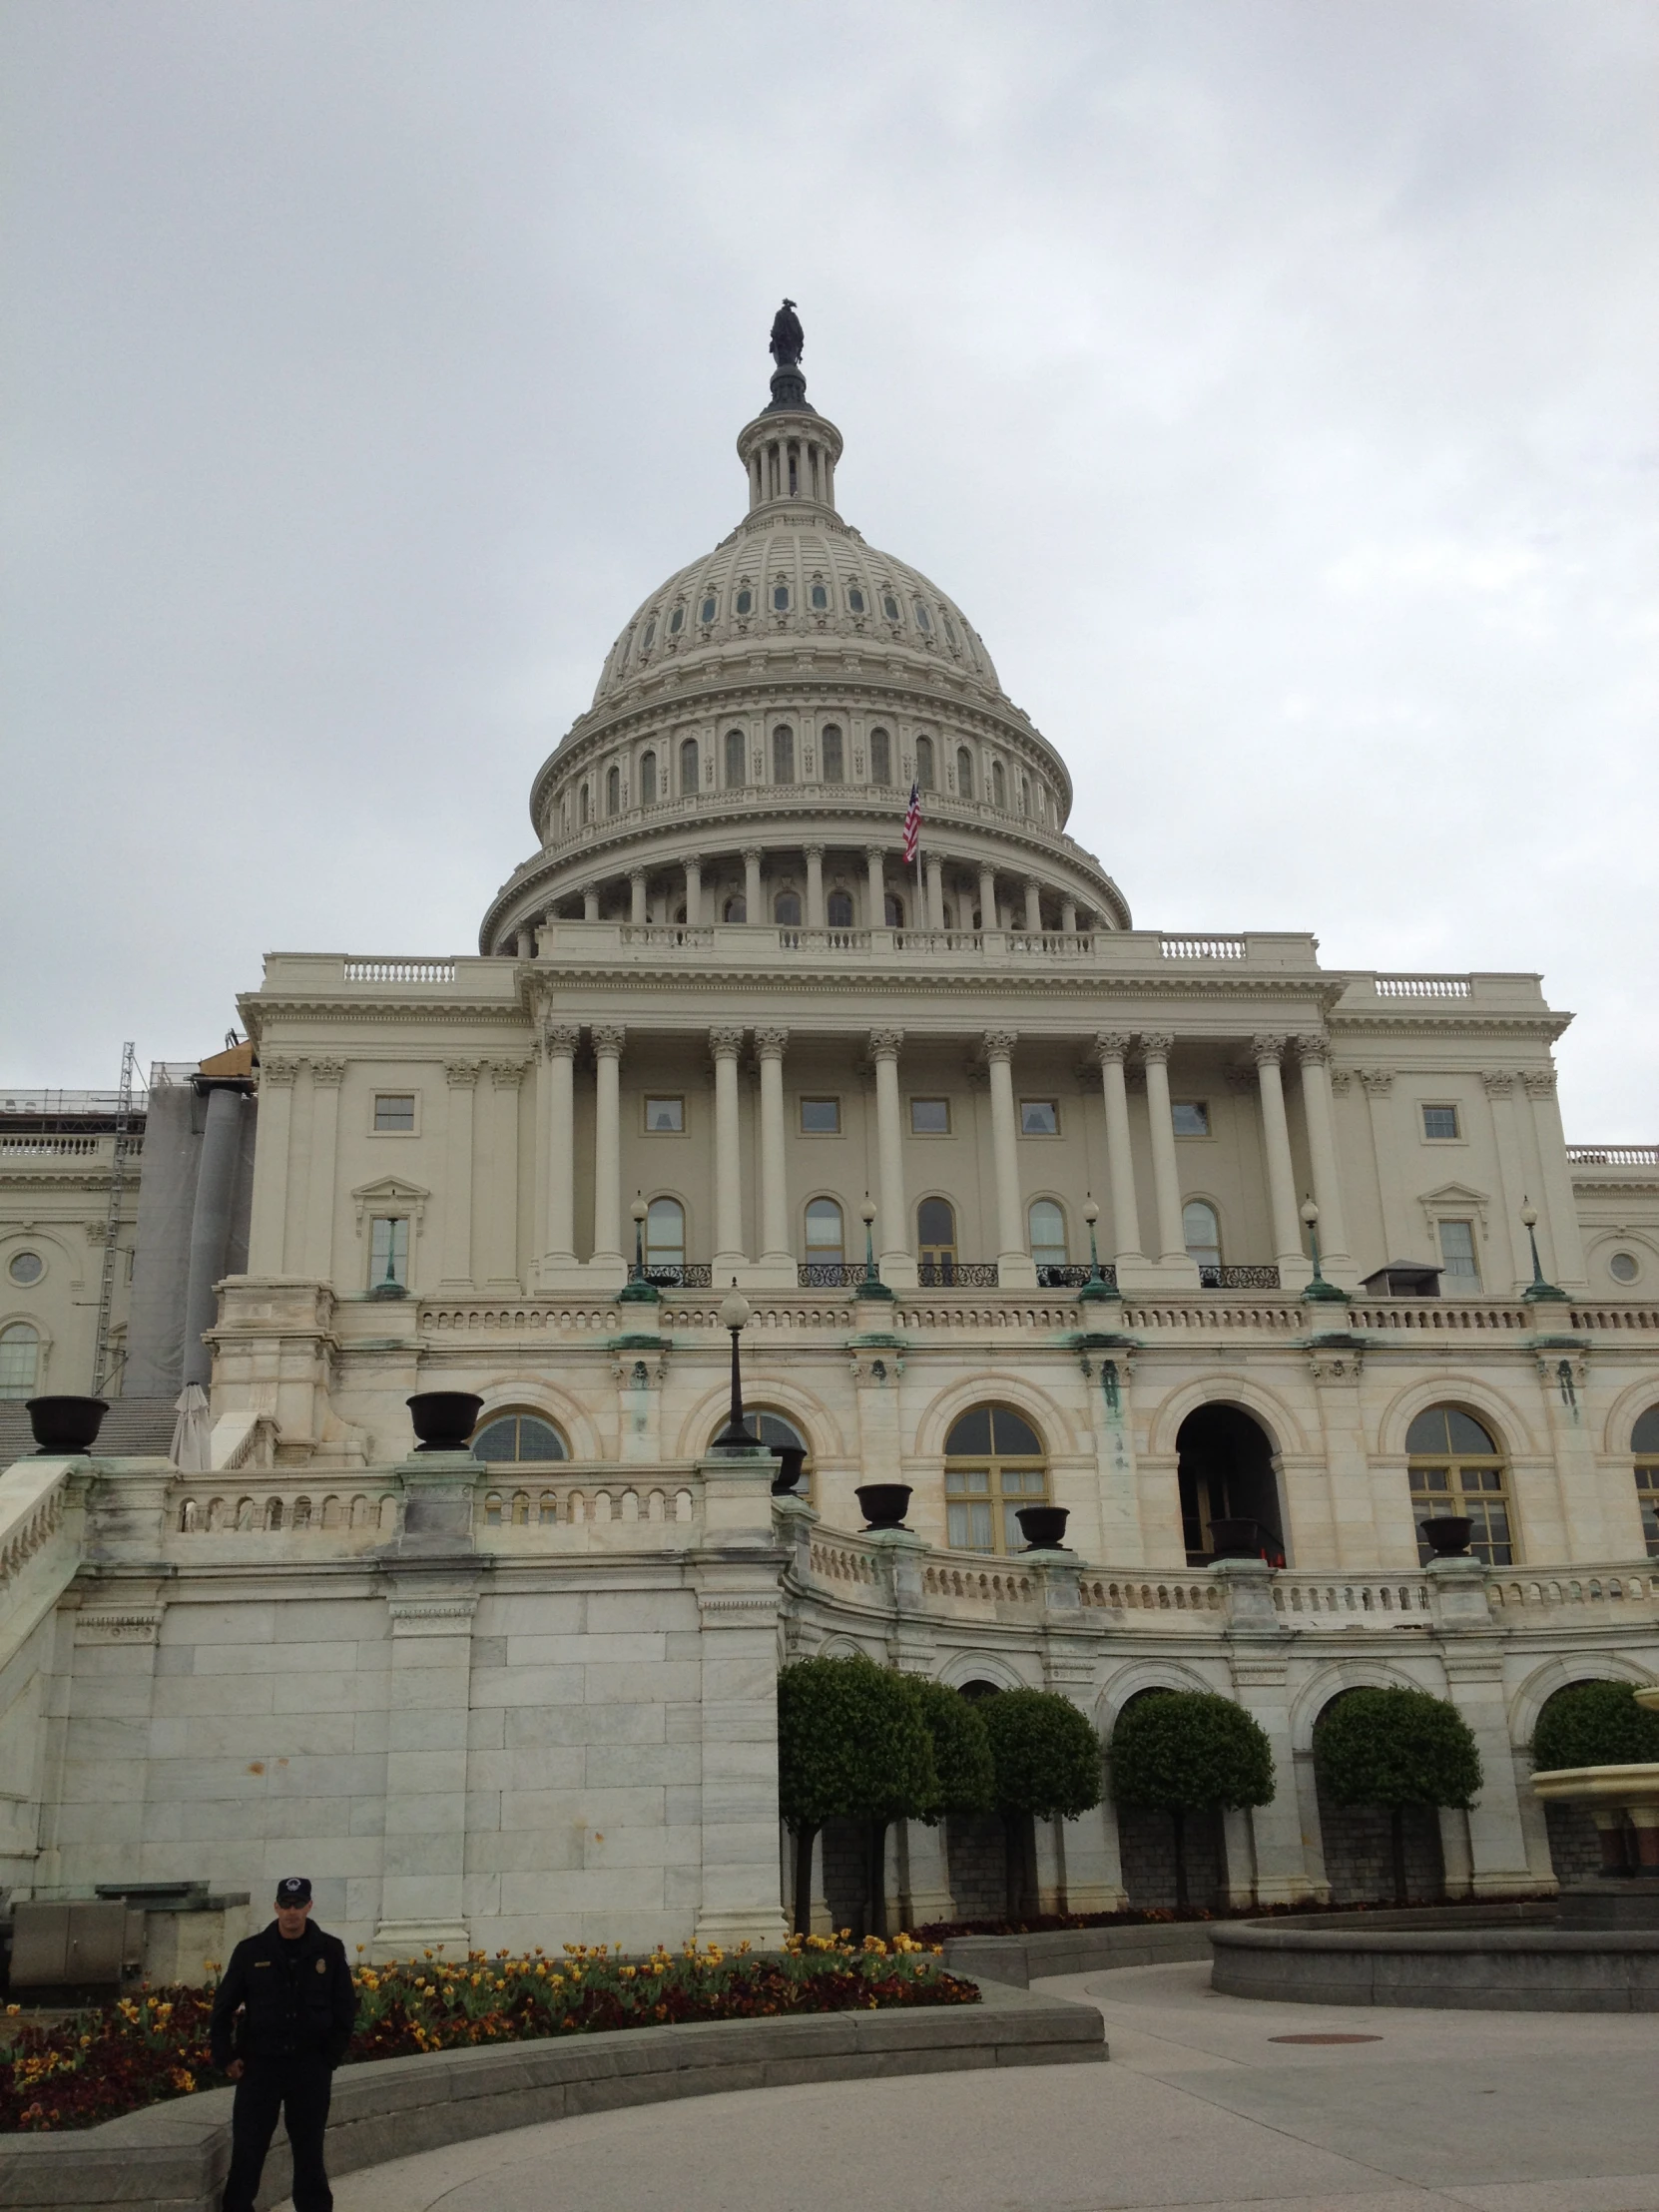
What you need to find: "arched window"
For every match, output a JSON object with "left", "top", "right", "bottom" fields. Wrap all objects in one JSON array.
[
  {"left": 725, "top": 729, "right": 746, "bottom": 788},
  {"left": 680, "top": 737, "right": 700, "bottom": 796},
  {"left": 913, "top": 599, "right": 931, "bottom": 632},
  {"left": 822, "top": 726, "right": 844, "bottom": 783},
  {"left": 956, "top": 747, "right": 974, "bottom": 799},
  {"left": 735, "top": 587, "right": 753, "bottom": 616},
  {"left": 774, "top": 889, "right": 802, "bottom": 926},
  {"left": 579, "top": 783, "right": 591, "bottom": 826},
  {"left": 644, "top": 1196, "right": 687, "bottom": 1282},
  {"left": 606, "top": 765, "right": 621, "bottom": 817},
  {"left": 724, "top": 892, "right": 747, "bottom": 922},
  {"left": 1019, "top": 774, "right": 1030, "bottom": 816},
  {"left": 991, "top": 759, "right": 1006, "bottom": 809},
  {"left": 944, "top": 1403, "right": 1047, "bottom": 1553},
  {"left": 0, "top": 1321, "right": 40, "bottom": 1398},
  {"left": 1028, "top": 1200, "right": 1068, "bottom": 1282},
  {"left": 884, "top": 891, "right": 905, "bottom": 927},
  {"left": 803, "top": 1198, "right": 845, "bottom": 1281},
  {"left": 915, "top": 735, "right": 935, "bottom": 791},
  {"left": 700, "top": 594, "right": 718, "bottom": 624},
  {"left": 827, "top": 888, "right": 853, "bottom": 928},
  {"left": 773, "top": 725, "right": 796, "bottom": 783},
  {"left": 639, "top": 751, "right": 657, "bottom": 807},
  {"left": 869, "top": 728, "right": 892, "bottom": 785},
  {"left": 1406, "top": 1404, "right": 1513, "bottom": 1565},
  {"left": 1183, "top": 1200, "right": 1222, "bottom": 1276},
  {"left": 472, "top": 1411, "right": 570, "bottom": 1463},
  {"left": 810, "top": 581, "right": 829, "bottom": 610},
  {"left": 1177, "top": 1404, "right": 1285, "bottom": 1566},
  {"left": 1633, "top": 1406, "right": 1659, "bottom": 1556},
  {"left": 917, "top": 1197, "right": 957, "bottom": 1284},
  {"left": 642, "top": 617, "right": 657, "bottom": 651}
]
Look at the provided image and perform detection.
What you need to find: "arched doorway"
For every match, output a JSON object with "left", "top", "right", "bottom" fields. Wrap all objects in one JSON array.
[
  {"left": 1312, "top": 1687, "right": 1446, "bottom": 1904},
  {"left": 1176, "top": 1404, "right": 1286, "bottom": 1566}
]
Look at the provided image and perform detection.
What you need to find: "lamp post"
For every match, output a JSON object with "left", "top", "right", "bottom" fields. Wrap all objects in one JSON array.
[
  {"left": 619, "top": 1191, "right": 659, "bottom": 1303},
  {"left": 1520, "top": 1197, "right": 1569, "bottom": 1303},
  {"left": 1300, "top": 1195, "right": 1348, "bottom": 1304},
  {"left": 1079, "top": 1193, "right": 1116, "bottom": 1303},
  {"left": 858, "top": 1193, "right": 893, "bottom": 1299},
  {"left": 713, "top": 1280, "right": 760, "bottom": 1448}
]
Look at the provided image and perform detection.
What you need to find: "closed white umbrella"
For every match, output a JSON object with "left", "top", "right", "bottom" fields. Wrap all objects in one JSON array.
[{"left": 171, "top": 1382, "right": 212, "bottom": 1471}]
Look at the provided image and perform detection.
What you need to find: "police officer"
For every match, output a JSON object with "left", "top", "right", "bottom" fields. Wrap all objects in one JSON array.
[{"left": 210, "top": 1876, "right": 357, "bottom": 2212}]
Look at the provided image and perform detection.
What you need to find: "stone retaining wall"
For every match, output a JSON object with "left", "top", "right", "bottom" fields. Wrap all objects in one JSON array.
[
  {"left": 0, "top": 1980, "right": 1101, "bottom": 2212},
  {"left": 942, "top": 1919, "right": 1217, "bottom": 1987},
  {"left": 1209, "top": 1911, "right": 1654, "bottom": 2010}
]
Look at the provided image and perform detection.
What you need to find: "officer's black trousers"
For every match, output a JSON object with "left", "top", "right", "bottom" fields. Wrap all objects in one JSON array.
[{"left": 221, "top": 2054, "right": 335, "bottom": 2212}]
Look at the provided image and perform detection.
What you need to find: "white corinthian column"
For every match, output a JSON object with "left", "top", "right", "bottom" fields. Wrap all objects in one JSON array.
[
  {"left": 590, "top": 1024, "right": 627, "bottom": 1285},
  {"left": 710, "top": 1027, "right": 748, "bottom": 1279},
  {"left": 1139, "top": 1033, "right": 1199, "bottom": 1285},
  {"left": 869, "top": 1028, "right": 915, "bottom": 1288},
  {"left": 754, "top": 1026, "right": 795, "bottom": 1287},
  {"left": 984, "top": 1030, "right": 1037, "bottom": 1288},
  {"left": 1253, "top": 1034, "right": 1309, "bottom": 1289}
]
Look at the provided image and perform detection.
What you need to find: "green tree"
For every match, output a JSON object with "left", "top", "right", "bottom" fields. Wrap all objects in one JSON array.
[
  {"left": 1110, "top": 1691, "right": 1276, "bottom": 1909},
  {"left": 904, "top": 1678, "right": 995, "bottom": 1821},
  {"left": 777, "top": 1655, "right": 936, "bottom": 1936},
  {"left": 1532, "top": 1680, "right": 1659, "bottom": 1773},
  {"left": 978, "top": 1689, "right": 1103, "bottom": 1919},
  {"left": 1315, "top": 1686, "right": 1482, "bottom": 1906}
]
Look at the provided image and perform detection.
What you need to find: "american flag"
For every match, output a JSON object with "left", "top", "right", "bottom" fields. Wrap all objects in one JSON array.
[{"left": 902, "top": 780, "right": 921, "bottom": 865}]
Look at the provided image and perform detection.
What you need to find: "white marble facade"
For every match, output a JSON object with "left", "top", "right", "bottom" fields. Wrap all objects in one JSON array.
[{"left": 5, "top": 332, "right": 1659, "bottom": 1958}]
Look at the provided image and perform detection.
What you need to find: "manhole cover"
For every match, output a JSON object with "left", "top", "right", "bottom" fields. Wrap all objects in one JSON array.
[{"left": 1269, "top": 2032, "right": 1382, "bottom": 2044}]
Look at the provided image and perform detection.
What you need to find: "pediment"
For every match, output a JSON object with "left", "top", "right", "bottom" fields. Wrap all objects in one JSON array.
[
  {"left": 1417, "top": 1181, "right": 1490, "bottom": 1234},
  {"left": 351, "top": 1175, "right": 430, "bottom": 1229}
]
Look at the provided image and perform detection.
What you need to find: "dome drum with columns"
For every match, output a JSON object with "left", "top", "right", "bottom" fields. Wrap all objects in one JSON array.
[{"left": 7, "top": 307, "right": 1659, "bottom": 1964}]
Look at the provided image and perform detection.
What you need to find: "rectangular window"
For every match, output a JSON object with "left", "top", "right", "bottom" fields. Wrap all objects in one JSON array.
[
  {"left": 800, "top": 1097, "right": 840, "bottom": 1135},
  {"left": 1172, "top": 1100, "right": 1210, "bottom": 1137},
  {"left": 1438, "top": 1219, "right": 1480, "bottom": 1284},
  {"left": 369, "top": 1217, "right": 409, "bottom": 1289},
  {"left": 909, "top": 1098, "right": 950, "bottom": 1136},
  {"left": 1636, "top": 1467, "right": 1659, "bottom": 1560},
  {"left": 644, "top": 1096, "right": 685, "bottom": 1134},
  {"left": 373, "top": 1093, "right": 415, "bottom": 1133},
  {"left": 945, "top": 1467, "right": 994, "bottom": 1552},
  {"left": 1019, "top": 1099, "right": 1059, "bottom": 1137},
  {"left": 1421, "top": 1103, "right": 1461, "bottom": 1141}
]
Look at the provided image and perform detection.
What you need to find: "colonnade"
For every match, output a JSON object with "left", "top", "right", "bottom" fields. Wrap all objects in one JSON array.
[{"left": 530, "top": 1023, "right": 1354, "bottom": 1296}]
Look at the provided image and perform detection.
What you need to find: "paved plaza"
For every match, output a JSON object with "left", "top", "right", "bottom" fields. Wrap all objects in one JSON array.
[{"left": 290, "top": 1959, "right": 1659, "bottom": 2212}]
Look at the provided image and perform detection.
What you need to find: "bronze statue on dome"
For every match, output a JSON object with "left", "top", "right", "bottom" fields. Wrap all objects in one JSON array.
[{"left": 769, "top": 298, "right": 804, "bottom": 369}]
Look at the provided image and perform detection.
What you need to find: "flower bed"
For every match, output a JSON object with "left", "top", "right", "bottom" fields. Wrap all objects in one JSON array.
[
  {"left": 2, "top": 1933, "right": 973, "bottom": 2134},
  {"left": 913, "top": 1894, "right": 1553, "bottom": 1941}
]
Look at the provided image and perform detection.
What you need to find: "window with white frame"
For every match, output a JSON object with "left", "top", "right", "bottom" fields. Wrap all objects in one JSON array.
[
  {"left": 373, "top": 1094, "right": 415, "bottom": 1133},
  {"left": 369, "top": 1217, "right": 409, "bottom": 1291},
  {"left": 1421, "top": 1103, "right": 1461, "bottom": 1140},
  {"left": 1438, "top": 1218, "right": 1480, "bottom": 1285}
]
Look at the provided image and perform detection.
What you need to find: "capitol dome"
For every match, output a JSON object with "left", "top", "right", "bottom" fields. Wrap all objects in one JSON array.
[{"left": 479, "top": 321, "right": 1129, "bottom": 951}]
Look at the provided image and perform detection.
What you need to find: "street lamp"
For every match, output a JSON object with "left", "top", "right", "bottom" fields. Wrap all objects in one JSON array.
[
  {"left": 619, "top": 1192, "right": 659, "bottom": 1304},
  {"left": 713, "top": 1280, "right": 760, "bottom": 1449},
  {"left": 1079, "top": 1194, "right": 1116, "bottom": 1303},
  {"left": 1300, "top": 1195, "right": 1348, "bottom": 1304},
  {"left": 858, "top": 1194, "right": 893, "bottom": 1300},
  {"left": 1520, "top": 1198, "right": 1569, "bottom": 1303}
]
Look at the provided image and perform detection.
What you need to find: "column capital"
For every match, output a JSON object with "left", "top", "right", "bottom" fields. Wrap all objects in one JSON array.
[
  {"left": 755, "top": 1026, "right": 790, "bottom": 1060},
  {"left": 443, "top": 1059, "right": 483, "bottom": 1089},
  {"left": 1481, "top": 1068, "right": 1518, "bottom": 1097},
  {"left": 1292, "top": 1033, "right": 1331, "bottom": 1067},
  {"left": 260, "top": 1057, "right": 300, "bottom": 1088},
  {"left": 1138, "top": 1031, "right": 1175, "bottom": 1064},
  {"left": 709, "top": 1025, "right": 746, "bottom": 1060},
  {"left": 868, "top": 1027, "right": 904, "bottom": 1062},
  {"left": 310, "top": 1058, "right": 348, "bottom": 1087},
  {"left": 980, "top": 1028, "right": 1017, "bottom": 1064},
  {"left": 864, "top": 844, "right": 887, "bottom": 864},
  {"left": 1520, "top": 1068, "right": 1557, "bottom": 1099},
  {"left": 592, "top": 1023, "right": 627, "bottom": 1060},
  {"left": 629, "top": 864, "right": 647, "bottom": 885},
  {"left": 1251, "top": 1033, "right": 1287, "bottom": 1068},
  {"left": 542, "top": 1023, "right": 581, "bottom": 1058},
  {"left": 1092, "top": 1031, "right": 1132, "bottom": 1066},
  {"left": 1358, "top": 1066, "right": 1393, "bottom": 1096},
  {"left": 489, "top": 1058, "right": 530, "bottom": 1090},
  {"left": 804, "top": 843, "right": 824, "bottom": 862},
  {"left": 741, "top": 844, "right": 763, "bottom": 865}
]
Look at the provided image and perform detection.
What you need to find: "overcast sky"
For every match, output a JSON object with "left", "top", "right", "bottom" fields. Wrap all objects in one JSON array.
[{"left": 4, "top": 2, "right": 1656, "bottom": 1134}]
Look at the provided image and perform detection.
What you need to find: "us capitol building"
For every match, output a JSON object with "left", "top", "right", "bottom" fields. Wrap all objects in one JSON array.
[{"left": 4, "top": 312, "right": 1659, "bottom": 1962}]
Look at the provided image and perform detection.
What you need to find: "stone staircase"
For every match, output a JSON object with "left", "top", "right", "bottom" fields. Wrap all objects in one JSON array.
[{"left": 0, "top": 1396, "right": 179, "bottom": 1465}]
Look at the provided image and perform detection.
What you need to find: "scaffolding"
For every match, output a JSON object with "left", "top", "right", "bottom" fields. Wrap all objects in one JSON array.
[{"left": 90, "top": 1041, "right": 141, "bottom": 1396}]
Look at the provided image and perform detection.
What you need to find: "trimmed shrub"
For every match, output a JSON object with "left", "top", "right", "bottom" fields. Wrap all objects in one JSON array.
[
  {"left": 777, "top": 1656, "right": 937, "bottom": 1935},
  {"left": 905, "top": 1679, "right": 995, "bottom": 1821},
  {"left": 1111, "top": 1692, "right": 1275, "bottom": 1908},
  {"left": 1532, "top": 1680, "right": 1659, "bottom": 1773},
  {"left": 1315, "top": 1686, "right": 1481, "bottom": 1905},
  {"left": 979, "top": 1689, "right": 1103, "bottom": 1917}
]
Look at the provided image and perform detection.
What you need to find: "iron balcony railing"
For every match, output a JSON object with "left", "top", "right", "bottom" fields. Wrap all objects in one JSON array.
[
  {"left": 641, "top": 1264, "right": 713, "bottom": 1290},
  {"left": 797, "top": 1262, "right": 870, "bottom": 1288},
  {"left": 916, "top": 1261, "right": 1000, "bottom": 1289},
  {"left": 1198, "top": 1264, "right": 1282, "bottom": 1290}
]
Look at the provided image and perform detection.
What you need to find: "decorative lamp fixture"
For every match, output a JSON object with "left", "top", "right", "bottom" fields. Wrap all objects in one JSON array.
[
  {"left": 713, "top": 1280, "right": 760, "bottom": 1449},
  {"left": 620, "top": 1191, "right": 659, "bottom": 1304},
  {"left": 1300, "top": 1196, "right": 1349, "bottom": 1304},
  {"left": 1078, "top": 1193, "right": 1116, "bottom": 1304},
  {"left": 858, "top": 1193, "right": 894, "bottom": 1299},
  {"left": 1519, "top": 1198, "right": 1569, "bottom": 1303}
]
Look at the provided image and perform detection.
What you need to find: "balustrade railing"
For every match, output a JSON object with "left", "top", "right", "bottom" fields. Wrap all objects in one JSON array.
[
  {"left": 1568, "top": 1144, "right": 1659, "bottom": 1168},
  {"left": 1160, "top": 934, "right": 1246, "bottom": 960},
  {"left": 1371, "top": 973, "right": 1473, "bottom": 997},
  {"left": 341, "top": 959, "right": 455, "bottom": 984}
]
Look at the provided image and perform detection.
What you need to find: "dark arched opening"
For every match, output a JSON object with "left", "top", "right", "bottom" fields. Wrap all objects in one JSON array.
[{"left": 1177, "top": 1404, "right": 1286, "bottom": 1566}]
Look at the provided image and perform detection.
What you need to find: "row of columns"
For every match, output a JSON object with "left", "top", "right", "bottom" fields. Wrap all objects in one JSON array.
[
  {"left": 531, "top": 1021, "right": 1353, "bottom": 1294},
  {"left": 535, "top": 848, "right": 1089, "bottom": 941}
]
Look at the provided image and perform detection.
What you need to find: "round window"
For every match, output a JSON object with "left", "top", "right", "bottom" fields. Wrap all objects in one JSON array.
[
  {"left": 1610, "top": 1251, "right": 1640, "bottom": 1284},
  {"left": 8, "top": 1251, "right": 43, "bottom": 1287}
]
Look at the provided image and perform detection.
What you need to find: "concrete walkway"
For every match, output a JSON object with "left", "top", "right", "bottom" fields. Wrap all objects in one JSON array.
[{"left": 289, "top": 1961, "right": 1659, "bottom": 2212}]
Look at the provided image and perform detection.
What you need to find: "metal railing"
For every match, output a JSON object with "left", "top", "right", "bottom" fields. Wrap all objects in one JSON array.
[
  {"left": 1034, "top": 1263, "right": 1095, "bottom": 1289},
  {"left": 916, "top": 1261, "right": 1000, "bottom": 1288},
  {"left": 1198, "top": 1264, "right": 1282, "bottom": 1290},
  {"left": 796, "top": 1263, "right": 868, "bottom": 1288},
  {"left": 642, "top": 1264, "right": 713, "bottom": 1290}
]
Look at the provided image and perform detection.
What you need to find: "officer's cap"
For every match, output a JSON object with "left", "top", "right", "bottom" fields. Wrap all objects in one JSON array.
[{"left": 276, "top": 1875, "right": 312, "bottom": 1907}]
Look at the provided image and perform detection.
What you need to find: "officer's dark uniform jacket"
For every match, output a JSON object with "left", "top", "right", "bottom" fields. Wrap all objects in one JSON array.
[{"left": 210, "top": 1920, "right": 356, "bottom": 2071}]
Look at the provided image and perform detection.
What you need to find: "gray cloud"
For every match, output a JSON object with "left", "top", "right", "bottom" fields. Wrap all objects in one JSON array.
[{"left": 3, "top": 0, "right": 1655, "bottom": 1135}]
